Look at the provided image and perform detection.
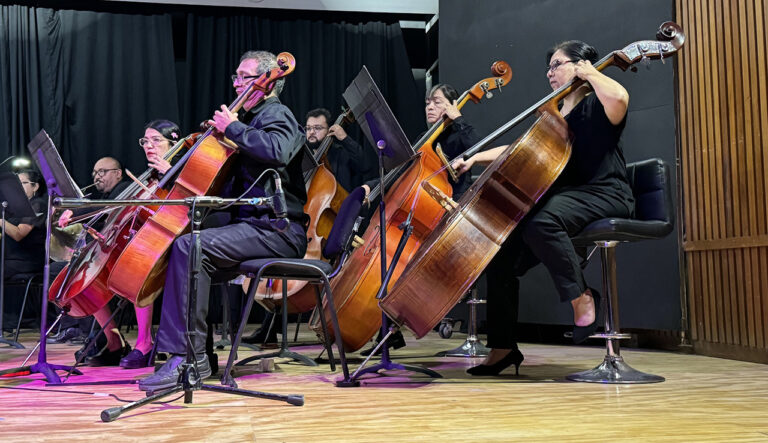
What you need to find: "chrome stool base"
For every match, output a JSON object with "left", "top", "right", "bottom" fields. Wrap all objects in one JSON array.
[
  {"left": 435, "top": 338, "right": 489, "bottom": 358},
  {"left": 436, "top": 287, "right": 489, "bottom": 358},
  {"left": 566, "top": 355, "right": 665, "bottom": 384}
]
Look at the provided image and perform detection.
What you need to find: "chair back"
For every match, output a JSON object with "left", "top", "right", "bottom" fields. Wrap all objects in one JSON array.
[
  {"left": 626, "top": 158, "right": 674, "bottom": 231},
  {"left": 322, "top": 186, "right": 366, "bottom": 260}
]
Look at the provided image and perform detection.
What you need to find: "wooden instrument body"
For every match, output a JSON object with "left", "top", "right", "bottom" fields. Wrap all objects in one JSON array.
[
  {"left": 376, "top": 21, "right": 686, "bottom": 338},
  {"left": 48, "top": 189, "right": 161, "bottom": 317},
  {"left": 309, "top": 62, "right": 514, "bottom": 352},
  {"left": 108, "top": 135, "right": 235, "bottom": 307},
  {"left": 380, "top": 107, "right": 572, "bottom": 337},
  {"left": 108, "top": 52, "right": 296, "bottom": 306},
  {"left": 250, "top": 110, "right": 354, "bottom": 313},
  {"left": 314, "top": 144, "right": 453, "bottom": 351},
  {"left": 254, "top": 163, "right": 348, "bottom": 313}
]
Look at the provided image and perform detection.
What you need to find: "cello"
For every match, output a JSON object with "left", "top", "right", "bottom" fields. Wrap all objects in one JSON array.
[
  {"left": 380, "top": 22, "right": 685, "bottom": 338},
  {"left": 248, "top": 108, "right": 355, "bottom": 313},
  {"left": 107, "top": 53, "right": 296, "bottom": 307},
  {"left": 48, "top": 136, "right": 194, "bottom": 317},
  {"left": 311, "top": 61, "right": 513, "bottom": 351}
]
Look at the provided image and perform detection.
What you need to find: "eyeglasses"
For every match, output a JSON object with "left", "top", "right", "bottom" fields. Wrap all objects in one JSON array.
[
  {"left": 91, "top": 168, "right": 119, "bottom": 178},
  {"left": 19, "top": 181, "right": 33, "bottom": 186},
  {"left": 138, "top": 136, "right": 169, "bottom": 147},
  {"left": 231, "top": 74, "right": 260, "bottom": 84},
  {"left": 305, "top": 125, "right": 327, "bottom": 133},
  {"left": 546, "top": 59, "right": 575, "bottom": 74}
]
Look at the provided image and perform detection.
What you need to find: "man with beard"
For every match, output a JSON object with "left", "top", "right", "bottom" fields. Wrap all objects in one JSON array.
[
  {"left": 305, "top": 108, "right": 372, "bottom": 192},
  {"left": 240, "top": 108, "right": 371, "bottom": 346}
]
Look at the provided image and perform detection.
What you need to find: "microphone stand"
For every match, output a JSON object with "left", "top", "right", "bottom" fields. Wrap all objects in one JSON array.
[
  {"left": 0, "top": 201, "right": 24, "bottom": 348},
  {"left": 340, "top": 112, "right": 441, "bottom": 386},
  {"left": 45, "top": 194, "right": 303, "bottom": 421},
  {"left": 0, "top": 192, "right": 82, "bottom": 382}
]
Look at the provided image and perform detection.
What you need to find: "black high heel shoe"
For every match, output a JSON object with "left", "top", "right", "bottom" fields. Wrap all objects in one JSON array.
[
  {"left": 466, "top": 349, "right": 524, "bottom": 376},
  {"left": 572, "top": 288, "right": 602, "bottom": 344}
]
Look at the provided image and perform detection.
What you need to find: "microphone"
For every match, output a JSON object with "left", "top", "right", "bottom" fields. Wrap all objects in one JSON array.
[
  {"left": 271, "top": 174, "right": 290, "bottom": 232},
  {"left": 272, "top": 174, "right": 288, "bottom": 220}
]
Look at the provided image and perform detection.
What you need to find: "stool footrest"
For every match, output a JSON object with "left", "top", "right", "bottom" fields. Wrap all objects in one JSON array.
[{"left": 589, "top": 332, "right": 632, "bottom": 340}]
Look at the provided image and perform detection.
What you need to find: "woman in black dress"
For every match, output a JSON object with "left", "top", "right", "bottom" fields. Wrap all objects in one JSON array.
[{"left": 453, "top": 40, "right": 634, "bottom": 375}]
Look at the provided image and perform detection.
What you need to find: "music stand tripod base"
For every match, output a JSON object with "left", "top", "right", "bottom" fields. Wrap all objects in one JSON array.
[
  {"left": 99, "top": 198, "right": 304, "bottom": 422},
  {"left": 340, "top": 324, "right": 442, "bottom": 387}
]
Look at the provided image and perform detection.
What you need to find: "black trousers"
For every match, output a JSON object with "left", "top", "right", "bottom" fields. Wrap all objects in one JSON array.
[
  {"left": 155, "top": 221, "right": 307, "bottom": 355},
  {"left": 485, "top": 186, "right": 632, "bottom": 349}
]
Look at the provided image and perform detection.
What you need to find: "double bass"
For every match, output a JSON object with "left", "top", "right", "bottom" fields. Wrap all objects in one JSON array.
[
  {"left": 380, "top": 23, "right": 685, "bottom": 338},
  {"left": 249, "top": 108, "right": 355, "bottom": 313},
  {"left": 108, "top": 53, "right": 296, "bottom": 307},
  {"left": 48, "top": 137, "right": 193, "bottom": 317},
  {"left": 311, "top": 61, "right": 513, "bottom": 351}
]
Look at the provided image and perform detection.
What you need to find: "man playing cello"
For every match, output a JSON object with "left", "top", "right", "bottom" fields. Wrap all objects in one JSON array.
[{"left": 139, "top": 50, "right": 309, "bottom": 391}]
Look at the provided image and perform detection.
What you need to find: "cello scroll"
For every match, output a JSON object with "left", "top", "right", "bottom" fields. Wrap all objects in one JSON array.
[{"left": 612, "top": 21, "right": 685, "bottom": 70}]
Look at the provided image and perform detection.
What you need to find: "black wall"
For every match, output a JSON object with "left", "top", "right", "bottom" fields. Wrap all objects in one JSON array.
[{"left": 439, "top": 0, "right": 681, "bottom": 329}]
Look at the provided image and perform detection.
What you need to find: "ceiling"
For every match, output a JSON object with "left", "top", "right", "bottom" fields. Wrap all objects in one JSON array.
[{"left": 102, "top": 0, "right": 438, "bottom": 15}]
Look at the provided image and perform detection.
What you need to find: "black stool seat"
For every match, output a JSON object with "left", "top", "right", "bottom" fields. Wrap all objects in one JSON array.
[
  {"left": 221, "top": 187, "right": 367, "bottom": 387},
  {"left": 573, "top": 218, "right": 672, "bottom": 243},
  {"left": 566, "top": 158, "right": 673, "bottom": 384},
  {"left": 573, "top": 157, "right": 674, "bottom": 244},
  {"left": 238, "top": 259, "right": 333, "bottom": 279}
]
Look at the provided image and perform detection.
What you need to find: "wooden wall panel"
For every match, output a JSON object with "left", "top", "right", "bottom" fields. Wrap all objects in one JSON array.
[{"left": 676, "top": 0, "right": 768, "bottom": 363}]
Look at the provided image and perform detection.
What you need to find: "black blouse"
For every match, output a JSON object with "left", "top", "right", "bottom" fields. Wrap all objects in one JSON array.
[
  {"left": 4, "top": 195, "right": 47, "bottom": 266},
  {"left": 558, "top": 93, "right": 633, "bottom": 200}
]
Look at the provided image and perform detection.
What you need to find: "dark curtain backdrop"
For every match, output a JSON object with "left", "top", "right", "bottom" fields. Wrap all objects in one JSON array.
[
  {"left": 181, "top": 15, "right": 422, "bottom": 158},
  {"left": 0, "top": 4, "right": 178, "bottom": 185},
  {"left": 1, "top": 4, "right": 421, "bottom": 186}
]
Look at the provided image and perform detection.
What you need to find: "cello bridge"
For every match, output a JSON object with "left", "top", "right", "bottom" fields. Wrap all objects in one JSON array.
[{"left": 422, "top": 181, "right": 458, "bottom": 212}]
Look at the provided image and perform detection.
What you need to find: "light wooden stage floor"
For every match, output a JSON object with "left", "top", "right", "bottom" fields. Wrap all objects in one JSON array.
[{"left": 1, "top": 327, "right": 767, "bottom": 442}]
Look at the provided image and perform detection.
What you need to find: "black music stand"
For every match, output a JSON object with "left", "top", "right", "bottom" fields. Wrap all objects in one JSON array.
[
  {"left": 339, "top": 67, "right": 441, "bottom": 384},
  {"left": 0, "top": 130, "right": 83, "bottom": 382},
  {"left": 0, "top": 173, "right": 36, "bottom": 349}
]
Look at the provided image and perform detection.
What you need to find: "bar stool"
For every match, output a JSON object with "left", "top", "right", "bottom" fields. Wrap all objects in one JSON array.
[
  {"left": 435, "top": 287, "right": 489, "bottom": 357},
  {"left": 566, "top": 158, "right": 674, "bottom": 384}
]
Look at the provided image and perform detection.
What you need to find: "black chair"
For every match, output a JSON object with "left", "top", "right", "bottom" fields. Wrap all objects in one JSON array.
[
  {"left": 221, "top": 187, "right": 366, "bottom": 387},
  {"left": 567, "top": 158, "right": 674, "bottom": 384},
  {"left": 2, "top": 272, "right": 43, "bottom": 347}
]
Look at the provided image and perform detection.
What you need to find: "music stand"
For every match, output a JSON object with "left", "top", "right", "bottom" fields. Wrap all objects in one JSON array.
[
  {"left": 343, "top": 66, "right": 414, "bottom": 171},
  {"left": 339, "top": 67, "right": 440, "bottom": 384},
  {"left": 0, "top": 173, "right": 36, "bottom": 349},
  {"left": 0, "top": 130, "right": 83, "bottom": 382}
]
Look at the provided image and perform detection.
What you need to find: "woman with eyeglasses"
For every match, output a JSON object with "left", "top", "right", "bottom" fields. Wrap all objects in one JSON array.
[
  {"left": 139, "top": 119, "right": 183, "bottom": 176},
  {"left": 54, "top": 120, "right": 185, "bottom": 367},
  {"left": 84, "top": 119, "right": 184, "bottom": 368},
  {"left": 451, "top": 40, "right": 634, "bottom": 376}
]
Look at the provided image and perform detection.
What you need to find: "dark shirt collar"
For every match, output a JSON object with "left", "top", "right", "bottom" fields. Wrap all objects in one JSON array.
[{"left": 239, "top": 95, "right": 281, "bottom": 122}]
